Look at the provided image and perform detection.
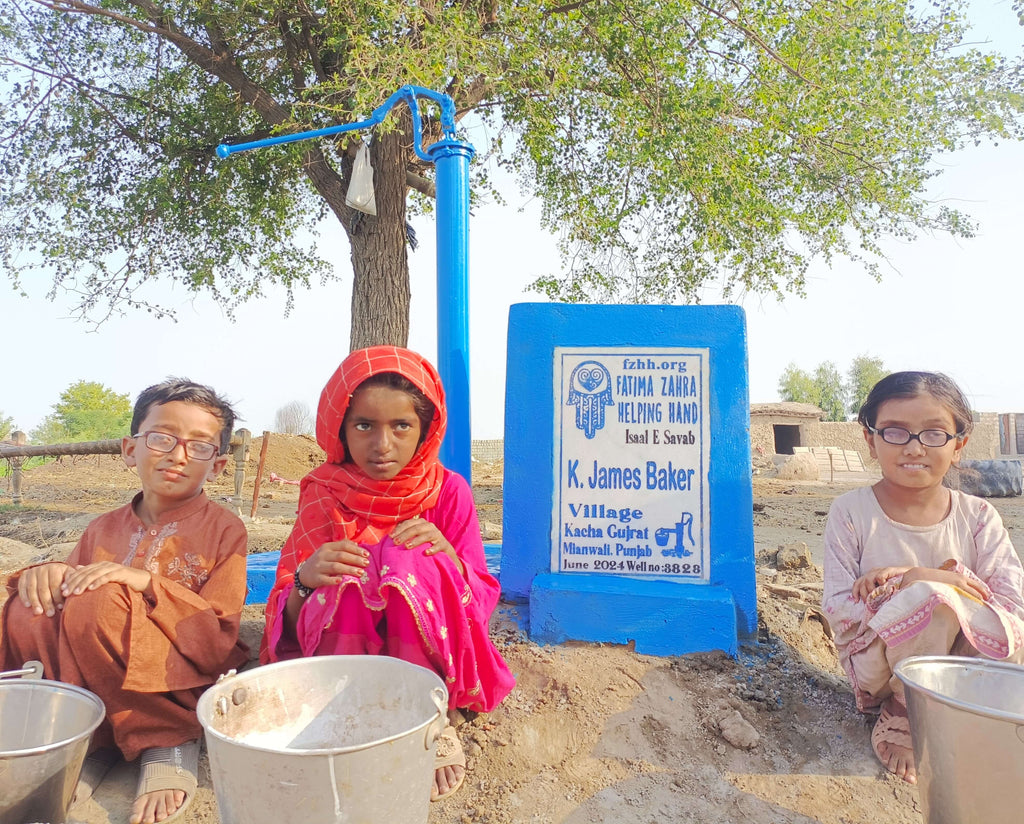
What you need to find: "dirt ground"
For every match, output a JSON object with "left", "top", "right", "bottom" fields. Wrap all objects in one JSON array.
[{"left": 4, "top": 438, "right": 1024, "bottom": 824}]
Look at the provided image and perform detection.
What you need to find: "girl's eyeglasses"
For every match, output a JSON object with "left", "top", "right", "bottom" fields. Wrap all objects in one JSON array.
[
  {"left": 867, "top": 426, "right": 961, "bottom": 448},
  {"left": 134, "top": 430, "right": 219, "bottom": 460}
]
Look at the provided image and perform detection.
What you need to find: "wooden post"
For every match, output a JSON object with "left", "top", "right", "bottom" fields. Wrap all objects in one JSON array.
[
  {"left": 8, "top": 431, "right": 27, "bottom": 506},
  {"left": 250, "top": 431, "right": 270, "bottom": 519},
  {"left": 230, "top": 429, "right": 251, "bottom": 511}
]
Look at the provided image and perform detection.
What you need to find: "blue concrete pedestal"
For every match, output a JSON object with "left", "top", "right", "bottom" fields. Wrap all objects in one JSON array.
[
  {"left": 502, "top": 303, "right": 757, "bottom": 656},
  {"left": 530, "top": 573, "right": 738, "bottom": 656}
]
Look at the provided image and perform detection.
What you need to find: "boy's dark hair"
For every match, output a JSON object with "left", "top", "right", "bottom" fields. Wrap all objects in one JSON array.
[
  {"left": 857, "top": 371, "right": 974, "bottom": 437},
  {"left": 340, "top": 372, "right": 437, "bottom": 451},
  {"left": 132, "top": 378, "right": 238, "bottom": 455}
]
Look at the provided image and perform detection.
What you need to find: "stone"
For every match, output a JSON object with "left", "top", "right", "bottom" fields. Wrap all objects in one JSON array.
[
  {"left": 775, "top": 541, "right": 811, "bottom": 570},
  {"left": 717, "top": 710, "right": 759, "bottom": 749},
  {"left": 775, "top": 452, "right": 819, "bottom": 481}
]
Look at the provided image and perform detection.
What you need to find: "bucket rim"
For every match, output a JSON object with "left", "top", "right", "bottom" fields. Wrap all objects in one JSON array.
[
  {"left": 894, "top": 654, "right": 1024, "bottom": 725},
  {"left": 197, "top": 655, "right": 448, "bottom": 756},
  {"left": 0, "top": 679, "right": 106, "bottom": 758}
]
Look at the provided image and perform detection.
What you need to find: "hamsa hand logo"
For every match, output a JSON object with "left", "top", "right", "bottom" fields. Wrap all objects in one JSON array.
[{"left": 566, "top": 361, "right": 613, "bottom": 439}]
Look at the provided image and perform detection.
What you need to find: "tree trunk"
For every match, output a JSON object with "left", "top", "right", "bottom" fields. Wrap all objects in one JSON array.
[{"left": 347, "top": 114, "right": 412, "bottom": 350}]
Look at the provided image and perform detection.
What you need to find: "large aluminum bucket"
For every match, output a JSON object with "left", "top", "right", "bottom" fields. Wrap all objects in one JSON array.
[
  {"left": 0, "top": 679, "right": 105, "bottom": 824},
  {"left": 894, "top": 655, "right": 1024, "bottom": 824},
  {"left": 197, "top": 656, "right": 448, "bottom": 824}
]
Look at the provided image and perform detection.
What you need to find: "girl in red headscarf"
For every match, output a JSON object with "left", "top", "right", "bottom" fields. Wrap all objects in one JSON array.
[{"left": 261, "top": 346, "right": 514, "bottom": 801}]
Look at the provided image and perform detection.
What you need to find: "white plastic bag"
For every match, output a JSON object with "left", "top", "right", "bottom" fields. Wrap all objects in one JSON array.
[{"left": 345, "top": 141, "right": 377, "bottom": 216}]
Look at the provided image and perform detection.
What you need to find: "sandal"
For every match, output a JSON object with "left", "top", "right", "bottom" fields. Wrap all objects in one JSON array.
[
  {"left": 134, "top": 740, "right": 199, "bottom": 822},
  {"left": 871, "top": 709, "right": 916, "bottom": 784},
  {"left": 72, "top": 746, "right": 121, "bottom": 807},
  {"left": 430, "top": 725, "right": 466, "bottom": 802}
]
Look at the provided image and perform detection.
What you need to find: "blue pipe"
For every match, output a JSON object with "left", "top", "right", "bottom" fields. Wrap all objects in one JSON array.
[
  {"left": 429, "top": 138, "right": 475, "bottom": 481},
  {"left": 216, "top": 85, "right": 457, "bottom": 160},
  {"left": 215, "top": 86, "right": 474, "bottom": 483}
]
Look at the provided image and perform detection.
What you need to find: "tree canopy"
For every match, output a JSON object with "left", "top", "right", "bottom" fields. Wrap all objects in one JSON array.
[
  {"left": 30, "top": 380, "right": 132, "bottom": 443},
  {"left": 2, "top": 1, "right": 1023, "bottom": 345},
  {"left": 778, "top": 361, "right": 846, "bottom": 422},
  {"left": 846, "top": 355, "right": 890, "bottom": 417},
  {"left": 778, "top": 356, "right": 890, "bottom": 422}
]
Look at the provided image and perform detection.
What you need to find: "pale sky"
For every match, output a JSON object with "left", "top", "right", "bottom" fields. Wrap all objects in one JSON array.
[{"left": 3, "top": 1, "right": 1023, "bottom": 440}]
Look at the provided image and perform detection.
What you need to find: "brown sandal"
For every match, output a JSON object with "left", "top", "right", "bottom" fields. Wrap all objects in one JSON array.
[
  {"left": 135, "top": 740, "right": 199, "bottom": 822},
  {"left": 871, "top": 710, "right": 916, "bottom": 783},
  {"left": 72, "top": 746, "right": 121, "bottom": 807}
]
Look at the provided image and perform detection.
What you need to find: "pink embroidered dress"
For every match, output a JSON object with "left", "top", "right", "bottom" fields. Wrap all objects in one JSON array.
[
  {"left": 823, "top": 486, "right": 1024, "bottom": 711},
  {"left": 261, "top": 346, "right": 515, "bottom": 713}
]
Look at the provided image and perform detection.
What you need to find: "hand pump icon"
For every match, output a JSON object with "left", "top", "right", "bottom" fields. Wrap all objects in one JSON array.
[{"left": 656, "top": 513, "right": 695, "bottom": 558}]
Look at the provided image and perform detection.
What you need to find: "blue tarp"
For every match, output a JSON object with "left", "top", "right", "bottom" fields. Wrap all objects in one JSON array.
[{"left": 245, "top": 543, "right": 504, "bottom": 605}]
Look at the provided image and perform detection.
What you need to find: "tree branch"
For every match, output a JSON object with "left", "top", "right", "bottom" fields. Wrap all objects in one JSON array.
[
  {"left": 406, "top": 170, "right": 435, "bottom": 198},
  {"left": 690, "top": 0, "right": 821, "bottom": 88}
]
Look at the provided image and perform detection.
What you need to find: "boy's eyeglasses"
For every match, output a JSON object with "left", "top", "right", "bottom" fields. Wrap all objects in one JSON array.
[
  {"left": 867, "top": 426, "right": 961, "bottom": 448},
  {"left": 134, "top": 431, "right": 219, "bottom": 460}
]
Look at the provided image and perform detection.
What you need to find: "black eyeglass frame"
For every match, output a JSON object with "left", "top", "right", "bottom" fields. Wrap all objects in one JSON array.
[
  {"left": 866, "top": 425, "right": 963, "bottom": 448},
  {"left": 133, "top": 430, "right": 220, "bottom": 461}
]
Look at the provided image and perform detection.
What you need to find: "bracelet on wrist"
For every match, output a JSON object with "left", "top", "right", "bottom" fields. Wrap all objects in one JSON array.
[{"left": 293, "top": 563, "right": 315, "bottom": 599}]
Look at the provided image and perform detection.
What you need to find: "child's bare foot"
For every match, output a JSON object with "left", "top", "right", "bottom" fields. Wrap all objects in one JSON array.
[
  {"left": 871, "top": 702, "right": 916, "bottom": 784},
  {"left": 434, "top": 762, "right": 466, "bottom": 799},
  {"left": 130, "top": 789, "right": 187, "bottom": 824}
]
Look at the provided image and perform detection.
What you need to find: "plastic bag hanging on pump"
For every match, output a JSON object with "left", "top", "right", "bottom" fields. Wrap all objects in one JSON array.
[{"left": 345, "top": 139, "right": 377, "bottom": 216}]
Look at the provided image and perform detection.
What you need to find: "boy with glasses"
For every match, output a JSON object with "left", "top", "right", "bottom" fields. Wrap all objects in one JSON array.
[{"left": 0, "top": 378, "right": 249, "bottom": 824}]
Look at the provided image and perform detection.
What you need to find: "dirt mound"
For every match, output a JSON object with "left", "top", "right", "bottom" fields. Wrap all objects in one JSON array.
[{"left": 241, "top": 432, "right": 326, "bottom": 483}]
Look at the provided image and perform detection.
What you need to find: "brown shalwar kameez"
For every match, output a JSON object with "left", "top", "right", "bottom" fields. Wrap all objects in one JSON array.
[{"left": 0, "top": 490, "right": 249, "bottom": 760}]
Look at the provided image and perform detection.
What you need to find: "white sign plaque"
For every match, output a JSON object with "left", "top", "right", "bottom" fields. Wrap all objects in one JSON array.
[{"left": 552, "top": 347, "right": 711, "bottom": 579}]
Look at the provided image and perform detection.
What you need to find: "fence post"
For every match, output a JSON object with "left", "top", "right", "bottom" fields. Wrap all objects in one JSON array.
[
  {"left": 231, "top": 429, "right": 251, "bottom": 511},
  {"left": 250, "top": 431, "right": 270, "bottom": 519},
  {"left": 8, "top": 431, "right": 27, "bottom": 506}
]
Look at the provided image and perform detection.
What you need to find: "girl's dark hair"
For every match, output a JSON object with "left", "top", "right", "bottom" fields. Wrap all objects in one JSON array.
[
  {"left": 340, "top": 372, "right": 437, "bottom": 451},
  {"left": 132, "top": 378, "right": 237, "bottom": 454},
  {"left": 857, "top": 371, "right": 974, "bottom": 436}
]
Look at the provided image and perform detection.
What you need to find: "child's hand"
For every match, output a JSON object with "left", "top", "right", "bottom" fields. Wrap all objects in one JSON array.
[
  {"left": 899, "top": 566, "right": 991, "bottom": 602},
  {"left": 18, "top": 562, "right": 71, "bottom": 617},
  {"left": 61, "top": 562, "right": 153, "bottom": 598},
  {"left": 852, "top": 566, "right": 910, "bottom": 601},
  {"left": 302, "top": 540, "right": 370, "bottom": 586},
  {"left": 391, "top": 518, "right": 464, "bottom": 576}
]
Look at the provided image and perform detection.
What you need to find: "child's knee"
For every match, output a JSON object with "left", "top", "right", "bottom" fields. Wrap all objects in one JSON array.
[
  {"left": 850, "top": 637, "right": 893, "bottom": 697},
  {"left": 380, "top": 538, "right": 437, "bottom": 577},
  {"left": 3, "top": 596, "right": 52, "bottom": 635},
  {"left": 61, "top": 583, "right": 132, "bottom": 638}
]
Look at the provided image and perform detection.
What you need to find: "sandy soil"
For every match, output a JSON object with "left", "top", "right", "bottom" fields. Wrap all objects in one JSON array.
[{"left": 4, "top": 438, "right": 1024, "bottom": 824}]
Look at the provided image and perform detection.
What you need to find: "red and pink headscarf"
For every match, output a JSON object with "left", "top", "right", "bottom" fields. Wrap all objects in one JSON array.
[{"left": 261, "top": 346, "right": 447, "bottom": 661}]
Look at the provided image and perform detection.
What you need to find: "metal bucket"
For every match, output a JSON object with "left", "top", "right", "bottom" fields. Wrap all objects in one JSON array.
[
  {"left": 0, "top": 674, "right": 105, "bottom": 824},
  {"left": 894, "top": 655, "right": 1024, "bottom": 824},
  {"left": 197, "top": 655, "right": 448, "bottom": 824}
]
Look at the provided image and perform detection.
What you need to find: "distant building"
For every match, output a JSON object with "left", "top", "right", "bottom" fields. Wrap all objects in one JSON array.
[{"left": 750, "top": 403, "right": 1000, "bottom": 463}]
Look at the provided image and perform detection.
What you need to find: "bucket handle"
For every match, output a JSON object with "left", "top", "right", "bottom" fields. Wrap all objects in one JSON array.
[
  {"left": 0, "top": 660, "right": 44, "bottom": 680},
  {"left": 425, "top": 686, "right": 447, "bottom": 751}
]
